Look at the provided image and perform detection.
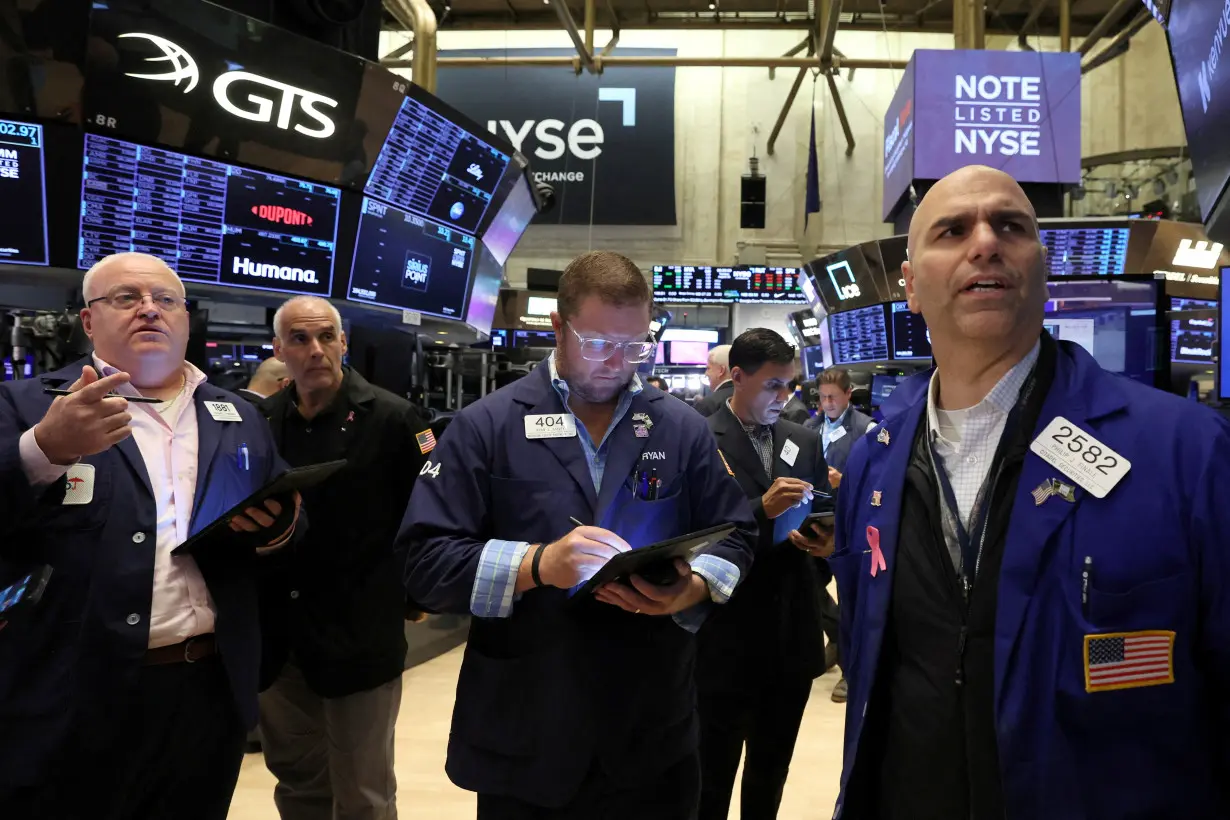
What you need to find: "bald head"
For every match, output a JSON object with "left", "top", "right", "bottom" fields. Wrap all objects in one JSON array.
[
  {"left": 82, "top": 252, "right": 184, "bottom": 303},
  {"left": 247, "top": 357, "right": 290, "bottom": 397},
  {"left": 907, "top": 165, "right": 1037, "bottom": 259},
  {"left": 901, "top": 164, "right": 1047, "bottom": 361}
]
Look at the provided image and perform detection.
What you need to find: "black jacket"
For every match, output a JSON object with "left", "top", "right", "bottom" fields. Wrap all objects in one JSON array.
[
  {"left": 693, "top": 380, "right": 734, "bottom": 418},
  {"left": 258, "top": 368, "right": 430, "bottom": 697},
  {"left": 700, "top": 408, "right": 832, "bottom": 691},
  {"left": 780, "top": 395, "right": 812, "bottom": 426}
]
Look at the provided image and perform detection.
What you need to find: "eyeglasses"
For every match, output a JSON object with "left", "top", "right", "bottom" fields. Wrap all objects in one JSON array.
[
  {"left": 86, "top": 287, "right": 187, "bottom": 313},
  {"left": 567, "top": 322, "right": 657, "bottom": 363}
]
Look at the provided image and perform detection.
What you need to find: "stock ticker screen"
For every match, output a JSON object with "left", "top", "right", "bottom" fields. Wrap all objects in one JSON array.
[
  {"left": 890, "top": 301, "right": 933, "bottom": 360},
  {"left": 651, "top": 266, "right": 807, "bottom": 304},
  {"left": 346, "top": 197, "right": 477, "bottom": 317},
  {"left": 79, "top": 134, "right": 341, "bottom": 296},
  {"left": 1170, "top": 297, "right": 1217, "bottom": 365},
  {"left": 1040, "top": 226, "right": 1130, "bottom": 277},
  {"left": 829, "top": 304, "right": 890, "bottom": 365},
  {"left": 0, "top": 119, "right": 49, "bottom": 266},
  {"left": 366, "top": 95, "right": 511, "bottom": 236}
]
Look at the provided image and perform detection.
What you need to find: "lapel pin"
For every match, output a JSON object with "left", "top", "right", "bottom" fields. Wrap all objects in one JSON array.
[
  {"left": 634, "top": 424, "right": 649, "bottom": 438},
  {"left": 877, "top": 427, "right": 891, "bottom": 446},
  {"left": 1031, "top": 480, "right": 1055, "bottom": 506},
  {"left": 1054, "top": 479, "right": 1077, "bottom": 503},
  {"left": 871, "top": 490, "right": 883, "bottom": 507},
  {"left": 633, "top": 412, "right": 653, "bottom": 430},
  {"left": 346, "top": 411, "right": 355, "bottom": 423}
]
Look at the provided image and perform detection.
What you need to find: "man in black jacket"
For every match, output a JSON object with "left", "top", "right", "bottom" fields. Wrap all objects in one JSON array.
[
  {"left": 258, "top": 296, "right": 430, "bottom": 820},
  {"left": 699, "top": 328, "right": 834, "bottom": 820}
]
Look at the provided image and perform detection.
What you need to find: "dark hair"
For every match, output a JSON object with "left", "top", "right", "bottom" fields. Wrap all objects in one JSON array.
[
  {"left": 819, "top": 367, "right": 852, "bottom": 391},
  {"left": 788, "top": 377, "right": 801, "bottom": 391},
  {"left": 646, "top": 375, "right": 666, "bottom": 389},
  {"left": 729, "top": 328, "right": 796, "bottom": 375},
  {"left": 556, "top": 251, "right": 650, "bottom": 319}
]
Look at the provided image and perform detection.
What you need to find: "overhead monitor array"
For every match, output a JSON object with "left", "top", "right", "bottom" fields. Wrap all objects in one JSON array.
[{"left": 0, "top": 0, "right": 537, "bottom": 336}]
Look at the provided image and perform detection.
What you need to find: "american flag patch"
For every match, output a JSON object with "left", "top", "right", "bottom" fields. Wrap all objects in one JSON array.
[
  {"left": 415, "top": 429, "right": 437, "bottom": 454},
  {"left": 1084, "top": 631, "right": 1175, "bottom": 693}
]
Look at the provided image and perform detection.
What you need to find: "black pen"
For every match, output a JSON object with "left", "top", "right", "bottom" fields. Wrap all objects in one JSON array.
[
  {"left": 570, "top": 516, "right": 585, "bottom": 528},
  {"left": 43, "top": 388, "right": 161, "bottom": 403},
  {"left": 1082, "top": 556, "right": 1091, "bottom": 618},
  {"left": 648, "top": 468, "right": 659, "bottom": 501}
]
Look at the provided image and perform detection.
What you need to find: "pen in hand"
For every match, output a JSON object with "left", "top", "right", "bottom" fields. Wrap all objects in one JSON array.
[{"left": 43, "top": 388, "right": 161, "bottom": 403}]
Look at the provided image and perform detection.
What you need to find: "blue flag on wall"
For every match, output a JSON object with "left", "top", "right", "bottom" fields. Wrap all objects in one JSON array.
[{"left": 805, "top": 103, "right": 821, "bottom": 228}]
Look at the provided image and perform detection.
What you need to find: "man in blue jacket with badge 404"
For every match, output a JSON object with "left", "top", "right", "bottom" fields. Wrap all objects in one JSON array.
[
  {"left": 396, "top": 250, "right": 757, "bottom": 819},
  {"left": 830, "top": 166, "right": 1230, "bottom": 820}
]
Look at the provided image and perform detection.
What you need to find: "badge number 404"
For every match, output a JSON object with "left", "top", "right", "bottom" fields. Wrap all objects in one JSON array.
[{"left": 524, "top": 414, "right": 577, "bottom": 439}]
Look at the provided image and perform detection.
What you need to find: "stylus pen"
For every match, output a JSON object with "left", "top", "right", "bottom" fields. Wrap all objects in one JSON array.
[
  {"left": 43, "top": 388, "right": 161, "bottom": 403},
  {"left": 570, "top": 517, "right": 585, "bottom": 528}
]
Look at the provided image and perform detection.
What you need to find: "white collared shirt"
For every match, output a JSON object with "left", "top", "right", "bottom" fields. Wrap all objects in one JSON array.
[{"left": 927, "top": 341, "right": 1040, "bottom": 570}]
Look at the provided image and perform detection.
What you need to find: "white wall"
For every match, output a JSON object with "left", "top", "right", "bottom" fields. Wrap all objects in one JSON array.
[{"left": 381, "top": 23, "right": 1185, "bottom": 284}]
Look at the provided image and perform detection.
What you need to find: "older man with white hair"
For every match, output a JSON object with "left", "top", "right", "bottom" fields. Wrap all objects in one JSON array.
[
  {"left": 256, "top": 295, "right": 432, "bottom": 820},
  {"left": 0, "top": 252, "right": 300, "bottom": 820},
  {"left": 694, "top": 343, "right": 734, "bottom": 417}
]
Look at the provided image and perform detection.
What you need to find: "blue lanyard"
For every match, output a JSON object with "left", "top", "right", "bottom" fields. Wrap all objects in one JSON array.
[{"left": 927, "top": 365, "right": 1038, "bottom": 595}]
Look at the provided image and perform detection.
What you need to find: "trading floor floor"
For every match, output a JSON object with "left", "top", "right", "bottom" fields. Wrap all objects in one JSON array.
[{"left": 227, "top": 645, "right": 847, "bottom": 819}]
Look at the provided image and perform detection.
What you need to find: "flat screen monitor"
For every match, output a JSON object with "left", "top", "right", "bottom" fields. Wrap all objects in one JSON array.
[
  {"left": 0, "top": 118, "right": 49, "bottom": 266},
  {"left": 345, "top": 196, "right": 477, "bottom": 319},
  {"left": 801, "top": 344, "right": 828, "bottom": 380},
  {"left": 651, "top": 265, "right": 807, "bottom": 304},
  {"left": 365, "top": 93, "right": 513, "bottom": 237},
  {"left": 829, "top": 304, "right": 889, "bottom": 365},
  {"left": 661, "top": 328, "right": 720, "bottom": 344},
  {"left": 1168, "top": 0, "right": 1230, "bottom": 223},
  {"left": 889, "top": 302, "right": 933, "bottom": 361},
  {"left": 1044, "top": 278, "right": 1162, "bottom": 386},
  {"left": 806, "top": 245, "right": 887, "bottom": 314},
  {"left": 463, "top": 242, "right": 502, "bottom": 337},
  {"left": 655, "top": 344, "right": 665, "bottom": 365},
  {"left": 1039, "top": 222, "right": 1131, "bottom": 277},
  {"left": 513, "top": 329, "right": 556, "bottom": 348},
  {"left": 79, "top": 133, "right": 341, "bottom": 296},
  {"left": 1169, "top": 296, "right": 1217, "bottom": 365},
  {"left": 871, "top": 374, "right": 904, "bottom": 406},
  {"left": 668, "top": 340, "right": 710, "bottom": 366},
  {"left": 1221, "top": 269, "right": 1230, "bottom": 399},
  {"left": 479, "top": 173, "right": 537, "bottom": 267},
  {"left": 83, "top": 0, "right": 407, "bottom": 189}
]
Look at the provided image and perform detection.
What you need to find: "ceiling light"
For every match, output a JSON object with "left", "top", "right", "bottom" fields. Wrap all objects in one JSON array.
[
  {"left": 434, "top": 339, "right": 445, "bottom": 344},
  {"left": 437, "top": 330, "right": 449, "bottom": 334}
]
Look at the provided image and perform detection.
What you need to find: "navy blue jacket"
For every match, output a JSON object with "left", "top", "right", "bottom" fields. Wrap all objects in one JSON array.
[
  {"left": 832, "top": 342, "right": 1230, "bottom": 819},
  {"left": 396, "top": 362, "right": 757, "bottom": 808},
  {"left": 0, "top": 359, "right": 291, "bottom": 793}
]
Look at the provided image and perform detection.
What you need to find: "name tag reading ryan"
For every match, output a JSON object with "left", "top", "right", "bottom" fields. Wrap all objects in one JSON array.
[{"left": 525, "top": 414, "right": 577, "bottom": 440}]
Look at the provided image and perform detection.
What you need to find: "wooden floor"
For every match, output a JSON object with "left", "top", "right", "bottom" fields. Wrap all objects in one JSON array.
[{"left": 228, "top": 645, "right": 847, "bottom": 820}]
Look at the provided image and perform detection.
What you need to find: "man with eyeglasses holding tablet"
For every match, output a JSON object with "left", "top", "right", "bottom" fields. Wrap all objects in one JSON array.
[
  {"left": 396, "top": 251, "right": 757, "bottom": 819},
  {"left": 0, "top": 252, "right": 299, "bottom": 820}
]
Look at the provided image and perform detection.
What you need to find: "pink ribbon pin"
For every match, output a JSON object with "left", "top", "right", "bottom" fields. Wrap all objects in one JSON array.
[
  {"left": 867, "top": 525, "right": 887, "bottom": 577},
  {"left": 346, "top": 411, "right": 355, "bottom": 422}
]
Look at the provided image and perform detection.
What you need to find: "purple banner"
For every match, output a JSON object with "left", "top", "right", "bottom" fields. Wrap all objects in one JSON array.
[
  {"left": 882, "top": 58, "right": 916, "bottom": 222},
  {"left": 883, "top": 50, "right": 1082, "bottom": 220}
]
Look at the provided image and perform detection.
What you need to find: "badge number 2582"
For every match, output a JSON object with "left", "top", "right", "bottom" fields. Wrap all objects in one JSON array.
[{"left": 1029, "top": 416, "right": 1131, "bottom": 499}]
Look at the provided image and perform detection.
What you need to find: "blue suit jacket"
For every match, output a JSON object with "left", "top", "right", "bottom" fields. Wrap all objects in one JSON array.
[
  {"left": 831, "top": 342, "right": 1230, "bottom": 819},
  {"left": 396, "top": 361, "right": 757, "bottom": 808},
  {"left": 0, "top": 359, "right": 290, "bottom": 793}
]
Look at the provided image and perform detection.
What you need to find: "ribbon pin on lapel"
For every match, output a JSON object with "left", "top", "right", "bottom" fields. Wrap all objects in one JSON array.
[
  {"left": 876, "top": 427, "right": 890, "bottom": 446},
  {"left": 866, "top": 525, "right": 887, "bottom": 577}
]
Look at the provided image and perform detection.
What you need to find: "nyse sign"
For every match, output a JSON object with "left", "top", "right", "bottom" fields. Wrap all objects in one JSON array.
[{"left": 954, "top": 74, "right": 1043, "bottom": 157}]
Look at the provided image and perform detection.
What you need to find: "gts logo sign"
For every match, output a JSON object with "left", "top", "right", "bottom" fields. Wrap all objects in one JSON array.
[{"left": 486, "top": 88, "right": 636, "bottom": 161}]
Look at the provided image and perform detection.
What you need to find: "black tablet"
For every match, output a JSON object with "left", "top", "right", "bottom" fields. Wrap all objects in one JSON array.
[
  {"left": 802, "top": 511, "right": 835, "bottom": 529},
  {"left": 571, "top": 523, "right": 738, "bottom": 598},
  {"left": 171, "top": 459, "right": 347, "bottom": 556}
]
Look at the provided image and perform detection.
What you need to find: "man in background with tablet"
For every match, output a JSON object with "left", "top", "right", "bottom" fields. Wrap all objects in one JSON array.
[
  {"left": 698, "top": 327, "right": 834, "bottom": 820},
  {"left": 0, "top": 252, "right": 298, "bottom": 820},
  {"left": 397, "top": 251, "right": 756, "bottom": 819}
]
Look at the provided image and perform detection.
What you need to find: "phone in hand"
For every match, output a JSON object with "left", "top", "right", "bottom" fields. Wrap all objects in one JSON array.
[
  {"left": 801, "top": 511, "right": 835, "bottom": 534},
  {"left": 0, "top": 566, "right": 52, "bottom": 625}
]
